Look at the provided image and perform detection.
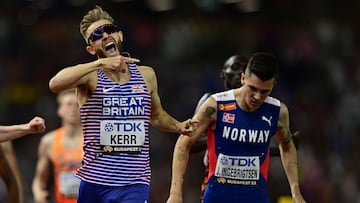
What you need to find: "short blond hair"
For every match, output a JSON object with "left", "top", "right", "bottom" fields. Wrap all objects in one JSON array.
[
  {"left": 57, "top": 89, "right": 76, "bottom": 105},
  {"left": 79, "top": 5, "right": 114, "bottom": 41}
]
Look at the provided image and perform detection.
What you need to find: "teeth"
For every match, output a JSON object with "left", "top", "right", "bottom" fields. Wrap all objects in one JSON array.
[
  {"left": 105, "top": 42, "right": 115, "bottom": 47},
  {"left": 105, "top": 42, "right": 116, "bottom": 52}
]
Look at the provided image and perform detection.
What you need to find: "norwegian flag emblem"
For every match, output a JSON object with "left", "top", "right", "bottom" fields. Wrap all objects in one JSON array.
[
  {"left": 222, "top": 112, "right": 235, "bottom": 124},
  {"left": 132, "top": 84, "right": 144, "bottom": 93}
]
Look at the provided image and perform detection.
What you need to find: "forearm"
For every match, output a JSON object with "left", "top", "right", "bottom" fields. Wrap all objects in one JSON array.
[
  {"left": 0, "top": 124, "right": 30, "bottom": 142},
  {"left": 151, "top": 111, "right": 180, "bottom": 133},
  {"left": 49, "top": 61, "right": 99, "bottom": 93},
  {"left": 280, "top": 141, "right": 301, "bottom": 197},
  {"left": 169, "top": 136, "right": 191, "bottom": 197}
]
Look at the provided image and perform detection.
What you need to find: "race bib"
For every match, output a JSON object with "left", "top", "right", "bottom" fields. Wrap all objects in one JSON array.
[
  {"left": 59, "top": 172, "right": 80, "bottom": 197},
  {"left": 100, "top": 120, "right": 145, "bottom": 153},
  {"left": 214, "top": 153, "right": 260, "bottom": 186}
]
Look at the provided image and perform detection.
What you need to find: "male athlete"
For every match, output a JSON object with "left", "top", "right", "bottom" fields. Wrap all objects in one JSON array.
[
  {"left": 49, "top": 5, "right": 193, "bottom": 203},
  {"left": 167, "top": 52, "right": 306, "bottom": 203}
]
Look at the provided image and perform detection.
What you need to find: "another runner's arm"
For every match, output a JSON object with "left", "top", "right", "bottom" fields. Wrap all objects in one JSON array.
[
  {"left": 190, "top": 93, "right": 212, "bottom": 153},
  {"left": 1, "top": 142, "right": 23, "bottom": 203},
  {"left": 167, "top": 98, "right": 217, "bottom": 203},
  {"left": 276, "top": 103, "right": 306, "bottom": 203},
  {"left": 32, "top": 133, "right": 53, "bottom": 203},
  {"left": 0, "top": 116, "right": 45, "bottom": 142}
]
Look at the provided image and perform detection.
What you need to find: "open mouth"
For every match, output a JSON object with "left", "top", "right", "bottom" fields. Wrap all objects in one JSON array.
[{"left": 104, "top": 42, "right": 117, "bottom": 55}]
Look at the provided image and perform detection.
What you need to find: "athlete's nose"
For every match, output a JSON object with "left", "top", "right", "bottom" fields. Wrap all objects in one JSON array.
[{"left": 253, "top": 91, "right": 261, "bottom": 100}]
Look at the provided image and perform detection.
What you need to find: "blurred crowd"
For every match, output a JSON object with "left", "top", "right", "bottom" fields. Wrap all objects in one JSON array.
[{"left": 0, "top": 0, "right": 359, "bottom": 202}]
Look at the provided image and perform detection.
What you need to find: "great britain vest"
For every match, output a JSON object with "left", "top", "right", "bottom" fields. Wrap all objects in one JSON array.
[{"left": 75, "top": 62, "right": 152, "bottom": 186}]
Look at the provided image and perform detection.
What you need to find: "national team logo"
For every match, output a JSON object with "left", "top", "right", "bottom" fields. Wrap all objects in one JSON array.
[
  {"left": 132, "top": 84, "right": 144, "bottom": 93},
  {"left": 222, "top": 112, "right": 235, "bottom": 124},
  {"left": 218, "top": 103, "right": 236, "bottom": 111}
]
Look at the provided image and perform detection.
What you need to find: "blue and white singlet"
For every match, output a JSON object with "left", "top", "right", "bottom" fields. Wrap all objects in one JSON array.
[{"left": 75, "top": 62, "right": 152, "bottom": 186}]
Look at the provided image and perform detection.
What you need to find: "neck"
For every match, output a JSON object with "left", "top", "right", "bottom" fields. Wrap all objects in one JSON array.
[
  {"left": 62, "top": 123, "right": 82, "bottom": 138},
  {"left": 103, "top": 63, "right": 130, "bottom": 83}
]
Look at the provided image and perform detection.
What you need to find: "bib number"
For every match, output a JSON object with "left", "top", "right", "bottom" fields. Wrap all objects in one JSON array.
[
  {"left": 100, "top": 120, "right": 145, "bottom": 153},
  {"left": 214, "top": 153, "right": 260, "bottom": 186}
]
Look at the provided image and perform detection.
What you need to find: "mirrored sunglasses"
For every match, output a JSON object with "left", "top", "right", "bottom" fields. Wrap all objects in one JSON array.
[{"left": 87, "top": 24, "right": 121, "bottom": 44}]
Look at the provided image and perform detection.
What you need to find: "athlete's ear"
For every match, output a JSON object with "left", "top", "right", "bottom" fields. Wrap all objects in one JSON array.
[
  {"left": 241, "top": 72, "right": 245, "bottom": 85},
  {"left": 220, "top": 69, "right": 226, "bottom": 80},
  {"left": 86, "top": 45, "right": 96, "bottom": 55},
  {"left": 118, "top": 31, "right": 123, "bottom": 42}
]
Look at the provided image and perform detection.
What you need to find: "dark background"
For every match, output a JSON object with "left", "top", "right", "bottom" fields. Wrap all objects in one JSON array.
[{"left": 0, "top": 0, "right": 359, "bottom": 202}]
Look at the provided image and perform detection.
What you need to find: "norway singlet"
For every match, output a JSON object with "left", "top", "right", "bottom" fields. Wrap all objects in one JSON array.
[
  {"left": 52, "top": 128, "right": 83, "bottom": 203},
  {"left": 75, "top": 62, "right": 152, "bottom": 186},
  {"left": 204, "top": 89, "right": 280, "bottom": 203}
]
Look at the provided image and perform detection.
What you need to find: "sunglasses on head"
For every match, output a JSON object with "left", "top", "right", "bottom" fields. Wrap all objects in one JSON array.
[{"left": 87, "top": 24, "right": 121, "bottom": 44}]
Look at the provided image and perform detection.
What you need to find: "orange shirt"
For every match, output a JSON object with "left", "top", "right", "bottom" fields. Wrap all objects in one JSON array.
[{"left": 52, "top": 128, "right": 83, "bottom": 203}]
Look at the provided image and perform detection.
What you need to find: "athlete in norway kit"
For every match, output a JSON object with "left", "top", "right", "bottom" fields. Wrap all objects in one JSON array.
[
  {"left": 205, "top": 90, "right": 279, "bottom": 202},
  {"left": 167, "top": 52, "right": 306, "bottom": 203}
]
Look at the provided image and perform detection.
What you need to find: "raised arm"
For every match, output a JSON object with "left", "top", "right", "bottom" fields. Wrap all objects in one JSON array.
[
  {"left": 48, "top": 61, "right": 99, "bottom": 94},
  {"left": 0, "top": 116, "right": 45, "bottom": 143},
  {"left": 276, "top": 103, "right": 306, "bottom": 203},
  {"left": 49, "top": 55, "right": 140, "bottom": 94},
  {"left": 167, "top": 97, "right": 217, "bottom": 203}
]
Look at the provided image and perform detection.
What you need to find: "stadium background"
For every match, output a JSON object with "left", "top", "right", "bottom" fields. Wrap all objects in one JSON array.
[{"left": 0, "top": 0, "right": 359, "bottom": 202}]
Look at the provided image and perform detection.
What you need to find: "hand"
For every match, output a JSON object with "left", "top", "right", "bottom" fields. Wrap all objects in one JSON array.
[
  {"left": 177, "top": 118, "right": 199, "bottom": 135},
  {"left": 292, "top": 186, "right": 306, "bottom": 203},
  {"left": 166, "top": 195, "right": 182, "bottom": 203},
  {"left": 293, "top": 194, "right": 306, "bottom": 203},
  {"left": 27, "top": 116, "right": 46, "bottom": 134},
  {"left": 99, "top": 55, "right": 140, "bottom": 72}
]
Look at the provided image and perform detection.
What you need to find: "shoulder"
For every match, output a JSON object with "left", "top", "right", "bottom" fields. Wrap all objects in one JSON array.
[
  {"left": 39, "top": 130, "right": 56, "bottom": 147},
  {"left": 211, "top": 89, "right": 235, "bottom": 101},
  {"left": 136, "top": 65, "right": 155, "bottom": 77},
  {"left": 278, "top": 102, "right": 289, "bottom": 122}
]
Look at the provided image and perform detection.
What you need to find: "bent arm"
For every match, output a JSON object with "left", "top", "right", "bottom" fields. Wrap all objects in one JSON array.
[
  {"left": 0, "top": 116, "right": 45, "bottom": 142},
  {"left": 140, "top": 66, "right": 182, "bottom": 132},
  {"left": 167, "top": 98, "right": 217, "bottom": 203},
  {"left": 276, "top": 103, "right": 306, "bottom": 203},
  {"left": 49, "top": 61, "right": 100, "bottom": 93}
]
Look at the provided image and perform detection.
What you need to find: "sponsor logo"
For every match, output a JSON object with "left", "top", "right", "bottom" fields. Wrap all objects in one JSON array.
[
  {"left": 103, "top": 146, "right": 114, "bottom": 152},
  {"left": 103, "top": 86, "right": 116, "bottom": 93},
  {"left": 218, "top": 103, "right": 236, "bottom": 111},
  {"left": 216, "top": 177, "right": 227, "bottom": 184},
  {"left": 261, "top": 116, "right": 272, "bottom": 126}
]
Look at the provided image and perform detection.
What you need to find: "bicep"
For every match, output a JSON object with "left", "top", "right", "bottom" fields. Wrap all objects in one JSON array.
[
  {"left": 140, "top": 66, "right": 163, "bottom": 117},
  {"left": 275, "top": 103, "right": 292, "bottom": 146}
]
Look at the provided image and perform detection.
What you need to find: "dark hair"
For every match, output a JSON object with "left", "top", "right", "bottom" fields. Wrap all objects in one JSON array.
[{"left": 245, "top": 52, "right": 279, "bottom": 81}]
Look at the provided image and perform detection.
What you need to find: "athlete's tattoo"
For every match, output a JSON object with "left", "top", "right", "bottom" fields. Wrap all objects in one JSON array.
[
  {"left": 177, "top": 146, "right": 186, "bottom": 162},
  {"left": 282, "top": 130, "right": 293, "bottom": 144},
  {"left": 203, "top": 107, "right": 216, "bottom": 118}
]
